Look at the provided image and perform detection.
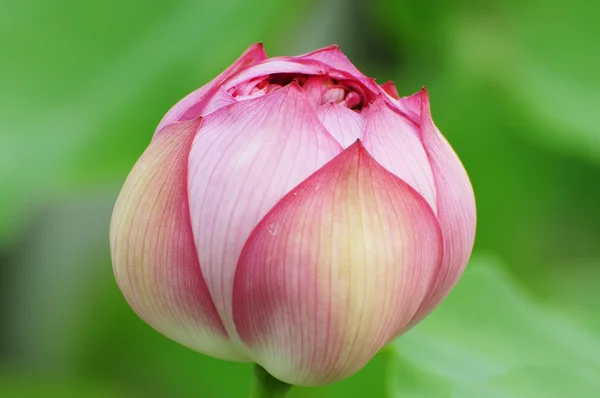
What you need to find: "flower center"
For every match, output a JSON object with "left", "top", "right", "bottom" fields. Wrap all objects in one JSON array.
[{"left": 228, "top": 74, "right": 366, "bottom": 110}]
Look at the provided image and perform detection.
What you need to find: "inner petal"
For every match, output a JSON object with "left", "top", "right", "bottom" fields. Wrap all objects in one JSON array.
[
  {"left": 316, "top": 103, "right": 365, "bottom": 148},
  {"left": 227, "top": 73, "right": 368, "bottom": 111},
  {"left": 361, "top": 98, "right": 438, "bottom": 213},
  {"left": 187, "top": 85, "right": 342, "bottom": 342}
]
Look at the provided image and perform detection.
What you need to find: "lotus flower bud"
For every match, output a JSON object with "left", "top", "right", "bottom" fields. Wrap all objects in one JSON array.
[{"left": 110, "top": 44, "right": 476, "bottom": 386}]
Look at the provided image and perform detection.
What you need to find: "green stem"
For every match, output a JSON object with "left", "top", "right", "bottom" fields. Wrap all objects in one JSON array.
[{"left": 250, "top": 365, "right": 292, "bottom": 398}]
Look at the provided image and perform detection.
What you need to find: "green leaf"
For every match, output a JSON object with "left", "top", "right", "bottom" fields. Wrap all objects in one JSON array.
[{"left": 389, "top": 256, "right": 600, "bottom": 397}]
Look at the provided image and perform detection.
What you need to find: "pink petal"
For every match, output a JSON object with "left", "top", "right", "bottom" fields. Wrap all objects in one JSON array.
[
  {"left": 302, "top": 75, "right": 332, "bottom": 107},
  {"left": 180, "top": 86, "right": 237, "bottom": 121},
  {"left": 316, "top": 103, "right": 365, "bottom": 148},
  {"left": 233, "top": 142, "right": 442, "bottom": 386},
  {"left": 322, "top": 87, "right": 346, "bottom": 104},
  {"left": 110, "top": 119, "right": 241, "bottom": 361},
  {"left": 361, "top": 97, "right": 438, "bottom": 213},
  {"left": 297, "top": 45, "right": 366, "bottom": 79},
  {"left": 222, "top": 59, "right": 326, "bottom": 90},
  {"left": 380, "top": 81, "right": 400, "bottom": 100},
  {"left": 324, "top": 68, "right": 382, "bottom": 101},
  {"left": 282, "top": 46, "right": 387, "bottom": 106},
  {"left": 409, "top": 89, "right": 477, "bottom": 325},
  {"left": 155, "top": 43, "right": 267, "bottom": 134},
  {"left": 322, "top": 70, "right": 411, "bottom": 121},
  {"left": 187, "top": 84, "right": 343, "bottom": 341},
  {"left": 388, "top": 89, "right": 422, "bottom": 124}
]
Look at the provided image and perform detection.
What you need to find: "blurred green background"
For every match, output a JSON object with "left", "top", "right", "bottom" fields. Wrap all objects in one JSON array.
[{"left": 2, "top": 0, "right": 600, "bottom": 396}]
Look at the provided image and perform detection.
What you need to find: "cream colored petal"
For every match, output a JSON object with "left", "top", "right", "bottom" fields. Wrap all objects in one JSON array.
[
  {"left": 110, "top": 119, "right": 241, "bottom": 361},
  {"left": 233, "top": 142, "right": 443, "bottom": 385}
]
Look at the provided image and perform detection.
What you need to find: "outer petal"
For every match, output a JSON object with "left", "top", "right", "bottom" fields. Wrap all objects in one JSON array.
[
  {"left": 187, "top": 84, "right": 343, "bottom": 344},
  {"left": 316, "top": 103, "right": 365, "bottom": 148},
  {"left": 180, "top": 86, "right": 237, "bottom": 121},
  {"left": 297, "top": 45, "right": 366, "bottom": 79},
  {"left": 110, "top": 119, "right": 241, "bottom": 361},
  {"left": 380, "top": 81, "right": 400, "bottom": 100},
  {"left": 155, "top": 43, "right": 267, "bottom": 134},
  {"left": 362, "top": 97, "right": 437, "bottom": 213},
  {"left": 409, "top": 89, "right": 477, "bottom": 325},
  {"left": 387, "top": 90, "right": 422, "bottom": 125},
  {"left": 233, "top": 142, "right": 443, "bottom": 386}
]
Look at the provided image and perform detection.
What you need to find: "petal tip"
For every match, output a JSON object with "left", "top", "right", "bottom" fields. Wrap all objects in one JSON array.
[
  {"left": 368, "top": 94, "right": 389, "bottom": 112},
  {"left": 380, "top": 81, "right": 400, "bottom": 100},
  {"left": 247, "top": 41, "right": 267, "bottom": 54}
]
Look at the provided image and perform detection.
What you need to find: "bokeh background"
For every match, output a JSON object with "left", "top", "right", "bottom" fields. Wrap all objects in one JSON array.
[{"left": 2, "top": 0, "right": 600, "bottom": 396}]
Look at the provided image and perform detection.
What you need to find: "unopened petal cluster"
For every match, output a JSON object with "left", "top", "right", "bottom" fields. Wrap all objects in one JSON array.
[{"left": 110, "top": 44, "right": 476, "bottom": 386}]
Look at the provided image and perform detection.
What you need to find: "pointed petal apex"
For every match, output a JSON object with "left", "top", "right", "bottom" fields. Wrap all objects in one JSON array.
[
  {"left": 402, "top": 88, "right": 425, "bottom": 115},
  {"left": 382, "top": 88, "right": 423, "bottom": 124},
  {"left": 155, "top": 44, "right": 268, "bottom": 134},
  {"left": 298, "top": 45, "right": 366, "bottom": 79},
  {"left": 361, "top": 97, "right": 438, "bottom": 213},
  {"left": 409, "top": 89, "right": 476, "bottom": 325},
  {"left": 187, "top": 85, "right": 342, "bottom": 339},
  {"left": 380, "top": 81, "right": 400, "bottom": 100},
  {"left": 316, "top": 102, "right": 366, "bottom": 148},
  {"left": 233, "top": 142, "right": 442, "bottom": 386}
]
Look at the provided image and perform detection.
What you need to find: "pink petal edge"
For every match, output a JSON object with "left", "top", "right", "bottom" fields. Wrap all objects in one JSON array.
[
  {"left": 297, "top": 45, "right": 366, "bottom": 79},
  {"left": 187, "top": 84, "right": 343, "bottom": 343},
  {"left": 362, "top": 96, "right": 438, "bottom": 213},
  {"left": 380, "top": 81, "right": 400, "bottom": 100},
  {"left": 110, "top": 119, "right": 241, "bottom": 361},
  {"left": 409, "top": 88, "right": 477, "bottom": 325},
  {"left": 316, "top": 102, "right": 365, "bottom": 148},
  {"left": 154, "top": 43, "right": 268, "bottom": 135},
  {"left": 233, "top": 142, "right": 442, "bottom": 386}
]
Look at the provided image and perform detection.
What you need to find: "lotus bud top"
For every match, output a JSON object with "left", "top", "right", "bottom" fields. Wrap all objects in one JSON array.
[{"left": 110, "top": 44, "right": 476, "bottom": 386}]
